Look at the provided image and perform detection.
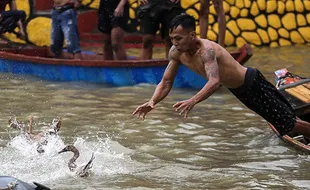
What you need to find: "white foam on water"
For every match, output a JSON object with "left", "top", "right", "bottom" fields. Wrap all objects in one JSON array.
[
  {"left": 147, "top": 120, "right": 163, "bottom": 125},
  {"left": 200, "top": 142, "right": 218, "bottom": 146},
  {"left": 175, "top": 128, "right": 197, "bottom": 135},
  {"left": 291, "top": 180, "right": 310, "bottom": 188},
  {"left": 208, "top": 120, "right": 226, "bottom": 123},
  {"left": 244, "top": 113, "right": 256, "bottom": 117},
  {"left": 178, "top": 123, "right": 204, "bottom": 130},
  {"left": 234, "top": 159, "right": 299, "bottom": 171},
  {"left": 231, "top": 107, "right": 244, "bottom": 111},
  {"left": 0, "top": 133, "right": 135, "bottom": 184}
]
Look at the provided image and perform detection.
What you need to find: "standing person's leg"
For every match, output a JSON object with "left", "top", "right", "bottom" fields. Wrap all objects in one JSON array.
[
  {"left": 163, "top": 38, "right": 172, "bottom": 58},
  {"left": 199, "top": 0, "right": 210, "bottom": 39},
  {"left": 161, "top": 14, "right": 171, "bottom": 58},
  {"left": 213, "top": 0, "right": 226, "bottom": 46},
  {"left": 61, "top": 9, "right": 82, "bottom": 59},
  {"left": 139, "top": 13, "right": 159, "bottom": 60},
  {"left": 102, "top": 34, "right": 113, "bottom": 60},
  {"left": 111, "top": 27, "right": 127, "bottom": 60},
  {"left": 50, "top": 10, "right": 64, "bottom": 58},
  {"left": 98, "top": 0, "right": 114, "bottom": 60},
  {"left": 140, "top": 34, "right": 155, "bottom": 59},
  {"left": 101, "top": 33, "right": 114, "bottom": 60},
  {"left": 110, "top": 3, "right": 129, "bottom": 60}
]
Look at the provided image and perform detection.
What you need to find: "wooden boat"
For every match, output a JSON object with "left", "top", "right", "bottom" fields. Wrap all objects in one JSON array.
[
  {"left": 0, "top": 44, "right": 253, "bottom": 89},
  {"left": 274, "top": 68, "right": 310, "bottom": 122},
  {"left": 267, "top": 68, "right": 310, "bottom": 153},
  {"left": 268, "top": 122, "right": 310, "bottom": 153}
]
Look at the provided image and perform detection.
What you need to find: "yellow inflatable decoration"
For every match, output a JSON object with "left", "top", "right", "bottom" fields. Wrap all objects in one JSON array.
[{"left": 2, "top": 0, "right": 310, "bottom": 47}]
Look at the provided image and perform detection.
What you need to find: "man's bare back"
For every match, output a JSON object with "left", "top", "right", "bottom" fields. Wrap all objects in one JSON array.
[{"left": 171, "top": 39, "right": 247, "bottom": 89}]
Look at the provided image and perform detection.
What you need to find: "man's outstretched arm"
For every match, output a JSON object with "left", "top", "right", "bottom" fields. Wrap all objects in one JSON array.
[
  {"left": 173, "top": 46, "right": 220, "bottom": 118},
  {"left": 132, "top": 46, "right": 180, "bottom": 119},
  {"left": 191, "top": 47, "right": 221, "bottom": 103},
  {"left": 149, "top": 52, "right": 179, "bottom": 105}
]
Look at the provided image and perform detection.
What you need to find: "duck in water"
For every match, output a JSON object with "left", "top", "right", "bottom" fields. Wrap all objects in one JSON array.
[
  {"left": 8, "top": 116, "right": 61, "bottom": 138},
  {"left": 8, "top": 116, "right": 62, "bottom": 153},
  {"left": 8, "top": 116, "right": 27, "bottom": 130},
  {"left": 58, "top": 145, "right": 95, "bottom": 177}
]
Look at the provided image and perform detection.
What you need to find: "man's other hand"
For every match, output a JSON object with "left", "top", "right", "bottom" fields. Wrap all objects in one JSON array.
[{"left": 132, "top": 100, "right": 155, "bottom": 120}]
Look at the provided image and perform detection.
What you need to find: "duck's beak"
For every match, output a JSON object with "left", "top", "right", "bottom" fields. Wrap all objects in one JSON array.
[{"left": 58, "top": 148, "right": 67, "bottom": 154}]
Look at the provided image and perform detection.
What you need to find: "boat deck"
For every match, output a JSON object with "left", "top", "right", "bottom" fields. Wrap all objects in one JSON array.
[{"left": 278, "top": 79, "right": 310, "bottom": 121}]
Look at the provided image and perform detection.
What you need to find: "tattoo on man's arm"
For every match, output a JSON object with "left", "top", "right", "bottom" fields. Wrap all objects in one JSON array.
[
  {"left": 200, "top": 48, "right": 219, "bottom": 79},
  {"left": 200, "top": 48, "right": 215, "bottom": 63},
  {"left": 206, "top": 64, "right": 219, "bottom": 78}
]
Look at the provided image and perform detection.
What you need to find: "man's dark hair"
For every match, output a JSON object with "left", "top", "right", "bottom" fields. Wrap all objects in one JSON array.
[{"left": 170, "top": 13, "right": 196, "bottom": 32}]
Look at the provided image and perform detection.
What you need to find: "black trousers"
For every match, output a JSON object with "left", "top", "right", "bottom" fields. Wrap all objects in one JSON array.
[{"left": 0, "top": 10, "right": 26, "bottom": 34}]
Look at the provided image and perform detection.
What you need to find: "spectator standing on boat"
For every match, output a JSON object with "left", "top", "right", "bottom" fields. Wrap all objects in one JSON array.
[
  {"left": 199, "top": 0, "right": 226, "bottom": 46},
  {"left": 133, "top": 14, "right": 310, "bottom": 140},
  {"left": 97, "top": 0, "right": 129, "bottom": 60},
  {"left": 51, "top": 0, "right": 82, "bottom": 59},
  {"left": 0, "top": 0, "right": 26, "bottom": 39},
  {"left": 137, "top": 0, "right": 184, "bottom": 59}
]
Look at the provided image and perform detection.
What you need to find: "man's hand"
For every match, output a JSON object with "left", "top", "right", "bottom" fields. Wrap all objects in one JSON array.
[
  {"left": 114, "top": 5, "right": 124, "bottom": 17},
  {"left": 173, "top": 98, "right": 196, "bottom": 118},
  {"left": 132, "top": 100, "right": 155, "bottom": 120},
  {"left": 138, "top": 0, "right": 148, "bottom": 5}
]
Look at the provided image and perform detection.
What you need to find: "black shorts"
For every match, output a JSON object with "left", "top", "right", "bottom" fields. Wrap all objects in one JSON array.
[
  {"left": 0, "top": 10, "right": 26, "bottom": 33},
  {"left": 139, "top": 5, "right": 184, "bottom": 39},
  {"left": 229, "top": 67, "right": 296, "bottom": 136},
  {"left": 97, "top": 0, "right": 129, "bottom": 34}
]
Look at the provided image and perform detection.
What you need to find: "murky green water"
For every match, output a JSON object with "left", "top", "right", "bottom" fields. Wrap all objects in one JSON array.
[{"left": 0, "top": 45, "right": 310, "bottom": 189}]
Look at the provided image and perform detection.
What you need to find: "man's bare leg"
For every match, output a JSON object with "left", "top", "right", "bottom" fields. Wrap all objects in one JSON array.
[
  {"left": 111, "top": 27, "right": 127, "bottom": 60},
  {"left": 102, "top": 33, "right": 114, "bottom": 60},
  {"left": 199, "top": 0, "right": 210, "bottom": 39},
  {"left": 140, "top": 34, "right": 155, "bottom": 60},
  {"left": 214, "top": 0, "right": 226, "bottom": 46}
]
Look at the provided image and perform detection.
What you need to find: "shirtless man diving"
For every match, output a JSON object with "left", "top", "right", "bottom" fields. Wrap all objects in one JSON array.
[{"left": 132, "top": 13, "right": 310, "bottom": 139}]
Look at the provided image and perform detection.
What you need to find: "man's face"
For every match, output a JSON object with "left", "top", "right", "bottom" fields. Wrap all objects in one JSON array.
[{"left": 169, "top": 25, "right": 194, "bottom": 52}]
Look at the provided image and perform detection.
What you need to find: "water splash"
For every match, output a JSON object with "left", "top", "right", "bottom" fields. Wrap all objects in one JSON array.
[{"left": 0, "top": 133, "right": 135, "bottom": 185}]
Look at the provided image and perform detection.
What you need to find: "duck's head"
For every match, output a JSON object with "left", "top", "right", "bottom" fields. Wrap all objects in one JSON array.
[
  {"left": 58, "top": 145, "right": 78, "bottom": 154},
  {"left": 58, "top": 145, "right": 80, "bottom": 171}
]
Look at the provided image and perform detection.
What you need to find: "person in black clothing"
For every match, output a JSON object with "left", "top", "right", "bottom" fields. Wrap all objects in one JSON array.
[
  {"left": 0, "top": 0, "right": 26, "bottom": 39},
  {"left": 137, "top": 0, "right": 184, "bottom": 59},
  {"left": 98, "top": 0, "right": 129, "bottom": 60}
]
